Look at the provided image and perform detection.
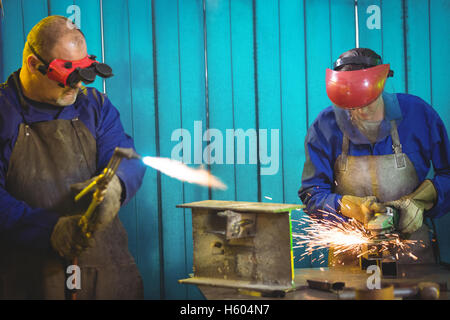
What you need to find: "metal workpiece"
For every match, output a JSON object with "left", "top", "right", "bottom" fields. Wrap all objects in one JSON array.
[
  {"left": 307, "top": 279, "right": 345, "bottom": 293},
  {"left": 178, "top": 200, "right": 304, "bottom": 293},
  {"left": 359, "top": 236, "right": 399, "bottom": 277}
]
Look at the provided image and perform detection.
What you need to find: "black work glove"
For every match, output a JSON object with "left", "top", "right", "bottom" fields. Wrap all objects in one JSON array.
[
  {"left": 70, "top": 174, "right": 123, "bottom": 232},
  {"left": 50, "top": 215, "right": 93, "bottom": 260}
]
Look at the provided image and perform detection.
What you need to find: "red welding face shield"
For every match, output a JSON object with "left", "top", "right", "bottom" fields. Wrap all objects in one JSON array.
[
  {"left": 326, "top": 56, "right": 393, "bottom": 109},
  {"left": 29, "top": 43, "right": 113, "bottom": 88}
]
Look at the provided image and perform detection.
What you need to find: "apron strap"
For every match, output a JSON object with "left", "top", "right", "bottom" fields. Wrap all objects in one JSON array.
[
  {"left": 390, "top": 120, "right": 406, "bottom": 168},
  {"left": 339, "top": 134, "right": 349, "bottom": 171},
  {"left": 340, "top": 121, "right": 405, "bottom": 171},
  {"left": 12, "top": 72, "right": 31, "bottom": 124},
  {"left": 71, "top": 117, "right": 96, "bottom": 175}
]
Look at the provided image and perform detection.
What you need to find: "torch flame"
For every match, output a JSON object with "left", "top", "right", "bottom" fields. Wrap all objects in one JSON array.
[{"left": 142, "top": 156, "right": 227, "bottom": 190}]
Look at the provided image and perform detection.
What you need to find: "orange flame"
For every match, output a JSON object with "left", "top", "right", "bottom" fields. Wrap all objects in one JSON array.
[{"left": 142, "top": 156, "right": 227, "bottom": 190}]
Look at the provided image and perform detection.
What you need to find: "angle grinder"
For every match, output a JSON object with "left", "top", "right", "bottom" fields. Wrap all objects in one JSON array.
[
  {"left": 360, "top": 206, "right": 400, "bottom": 275},
  {"left": 366, "top": 206, "right": 399, "bottom": 241}
]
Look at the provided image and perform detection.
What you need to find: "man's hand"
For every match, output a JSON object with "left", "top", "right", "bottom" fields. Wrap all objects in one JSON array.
[
  {"left": 70, "top": 174, "right": 122, "bottom": 232},
  {"left": 385, "top": 197, "right": 423, "bottom": 234},
  {"left": 384, "top": 180, "right": 437, "bottom": 235},
  {"left": 92, "top": 174, "right": 122, "bottom": 229},
  {"left": 50, "top": 215, "right": 92, "bottom": 259},
  {"left": 340, "top": 195, "right": 386, "bottom": 225}
]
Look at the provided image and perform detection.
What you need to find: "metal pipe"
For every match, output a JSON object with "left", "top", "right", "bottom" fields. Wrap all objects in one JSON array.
[
  {"left": 100, "top": 0, "right": 106, "bottom": 93},
  {"left": 338, "top": 282, "right": 440, "bottom": 300},
  {"left": 354, "top": 0, "right": 359, "bottom": 48}
]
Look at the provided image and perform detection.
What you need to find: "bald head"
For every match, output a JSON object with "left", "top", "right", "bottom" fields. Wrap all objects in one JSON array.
[
  {"left": 20, "top": 16, "right": 88, "bottom": 106},
  {"left": 23, "top": 15, "right": 86, "bottom": 64}
]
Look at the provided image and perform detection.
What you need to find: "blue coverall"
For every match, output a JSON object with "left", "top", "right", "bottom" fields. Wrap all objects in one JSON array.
[
  {"left": 0, "top": 70, "right": 146, "bottom": 250},
  {"left": 298, "top": 92, "right": 450, "bottom": 220}
]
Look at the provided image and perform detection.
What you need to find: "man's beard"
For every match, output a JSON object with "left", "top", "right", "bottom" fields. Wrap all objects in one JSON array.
[{"left": 54, "top": 88, "right": 79, "bottom": 106}]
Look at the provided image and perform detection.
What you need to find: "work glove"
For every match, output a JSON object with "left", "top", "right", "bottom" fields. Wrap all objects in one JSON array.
[
  {"left": 50, "top": 215, "right": 92, "bottom": 260},
  {"left": 340, "top": 195, "right": 386, "bottom": 225},
  {"left": 70, "top": 174, "right": 123, "bottom": 232},
  {"left": 384, "top": 180, "right": 437, "bottom": 235}
]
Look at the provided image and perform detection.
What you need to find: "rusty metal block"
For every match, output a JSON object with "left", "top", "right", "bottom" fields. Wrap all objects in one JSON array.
[{"left": 177, "top": 200, "right": 304, "bottom": 291}]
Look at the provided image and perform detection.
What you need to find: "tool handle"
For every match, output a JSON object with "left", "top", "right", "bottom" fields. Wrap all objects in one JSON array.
[
  {"left": 70, "top": 257, "right": 78, "bottom": 300},
  {"left": 74, "top": 178, "right": 99, "bottom": 202},
  {"left": 79, "top": 189, "right": 103, "bottom": 237}
]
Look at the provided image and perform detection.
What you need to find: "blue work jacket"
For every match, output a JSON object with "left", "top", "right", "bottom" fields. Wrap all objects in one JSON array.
[
  {"left": 298, "top": 92, "right": 450, "bottom": 220},
  {"left": 0, "top": 70, "right": 146, "bottom": 249}
]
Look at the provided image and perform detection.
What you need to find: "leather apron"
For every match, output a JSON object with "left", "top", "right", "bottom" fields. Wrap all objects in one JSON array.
[
  {"left": 0, "top": 76, "right": 143, "bottom": 299},
  {"left": 329, "top": 120, "right": 435, "bottom": 267}
]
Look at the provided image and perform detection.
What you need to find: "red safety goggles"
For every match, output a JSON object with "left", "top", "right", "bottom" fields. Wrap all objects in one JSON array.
[
  {"left": 325, "top": 56, "right": 393, "bottom": 109},
  {"left": 29, "top": 43, "right": 113, "bottom": 88}
]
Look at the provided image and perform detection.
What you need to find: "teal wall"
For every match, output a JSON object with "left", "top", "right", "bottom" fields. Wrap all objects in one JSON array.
[{"left": 0, "top": 0, "right": 449, "bottom": 299}]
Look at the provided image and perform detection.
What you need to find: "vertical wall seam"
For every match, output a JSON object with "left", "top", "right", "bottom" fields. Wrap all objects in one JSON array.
[
  {"left": 202, "top": 0, "right": 212, "bottom": 200},
  {"left": 277, "top": 0, "right": 285, "bottom": 203},
  {"left": 303, "top": 0, "right": 309, "bottom": 129},
  {"left": 100, "top": 0, "right": 106, "bottom": 93},
  {"left": 0, "top": 4, "right": 3, "bottom": 81},
  {"left": 402, "top": 0, "right": 408, "bottom": 93},
  {"left": 228, "top": 0, "right": 237, "bottom": 201},
  {"left": 328, "top": 0, "right": 332, "bottom": 64},
  {"left": 427, "top": 0, "right": 432, "bottom": 106},
  {"left": 20, "top": 0, "right": 25, "bottom": 42},
  {"left": 354, "top": 0, "right": 359, "bottom": 48},
  {"left": 125, "top": 0, "right": 138, "bottom": 266},
  {"left": 380, "top": 0, "right": 384, "bottom": 58},
  {"left": 151, "top": 0, "right": 165, "bottom": 300},
  {"left": 252, "top": 0, "right": 261, "bottom": 202},
  {"left": 176, "top": 0, "right": 188, "bottom": 299},
  {"left": 47, "top": 0, "right": 51, "bottom": 16}
]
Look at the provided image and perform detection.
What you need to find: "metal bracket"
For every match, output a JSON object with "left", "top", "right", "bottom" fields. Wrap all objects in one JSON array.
[{"left": 217, "top": 210, "right": 256, "bottom": 240}]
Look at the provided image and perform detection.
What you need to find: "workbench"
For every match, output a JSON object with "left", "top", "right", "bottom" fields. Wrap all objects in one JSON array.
[
  {"left": 196, "top": 264, "right": 450, "bottom": 300},
  {"left": 178, "top": 200, "right": 450, "bottom": 300}
]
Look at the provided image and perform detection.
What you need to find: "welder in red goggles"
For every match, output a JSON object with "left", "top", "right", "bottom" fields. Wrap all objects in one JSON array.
[{"left": 28, "top": 42, "right": 113, "bottom": 89}]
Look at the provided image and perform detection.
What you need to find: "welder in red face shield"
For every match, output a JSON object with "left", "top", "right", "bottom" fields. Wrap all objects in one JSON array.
[{"left": 298, "top": 48, "right": 450, "bottom": 267}]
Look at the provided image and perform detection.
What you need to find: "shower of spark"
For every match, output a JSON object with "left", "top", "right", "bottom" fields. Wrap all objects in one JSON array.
[
  {"left": 293, "top": 210, "right": 421, "bottom": 264},
  {"left": 142, "top": 156, "right": 227, "bottom": 190}
]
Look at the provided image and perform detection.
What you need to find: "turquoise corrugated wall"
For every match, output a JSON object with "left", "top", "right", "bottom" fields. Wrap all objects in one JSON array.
[{"left": 0, "top": 0, "right": 449, "bottom": 299}]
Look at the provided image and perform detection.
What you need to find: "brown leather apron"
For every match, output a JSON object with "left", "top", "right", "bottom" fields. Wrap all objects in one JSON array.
[
  {"left": 329, "top": 120, "right": 435, "bottom": 267},
  {"left": 0, "top": 78, "right": 143, "bottom": 299}
]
